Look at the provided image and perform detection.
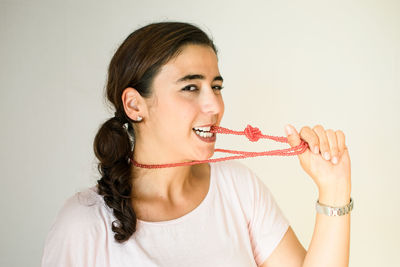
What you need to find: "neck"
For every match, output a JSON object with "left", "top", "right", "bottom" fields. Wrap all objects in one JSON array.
[{"left": 130, "top": 143, "right": 205, "bottom": 202}]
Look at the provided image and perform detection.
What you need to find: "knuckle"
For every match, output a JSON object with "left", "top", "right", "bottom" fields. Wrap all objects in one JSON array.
[
  {"left": 314, "top": 139, "right": 320, "bottom": 146},
  {"left": 336, "top": 130, "right": 346, "bottom": 154},
  {"left": 299, "top": 126, "right": 312, "bottom": 135},
  {"left": 326, "top": 129, "right": 337, "bottom": 146},
  {"left": 313, "top": 124, "right": 324, "bottom": 132},
  {"left": 320, "top": 140, "right": 329, "bottom": 151},
  {"left": 336, "top": 130, "right": 345, "bottom": 139},
  {"left": 300, "top": 126, "right": 318, "bottom": 144},
  {"left": 301, "top": 126, "right": 312, "bottom": 130},
  {"left": 326, "top": 129, "right": 335, "bottom": 135}
]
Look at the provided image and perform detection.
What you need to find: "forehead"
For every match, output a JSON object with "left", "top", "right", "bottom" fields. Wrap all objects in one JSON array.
[{"left": 157, "top": 44, "right": 220, "bottom": 79}]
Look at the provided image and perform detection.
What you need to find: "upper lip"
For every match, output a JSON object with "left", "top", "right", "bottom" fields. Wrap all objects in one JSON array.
[{"left": 193, "top": 123, "right": 216, "bottom": 128}]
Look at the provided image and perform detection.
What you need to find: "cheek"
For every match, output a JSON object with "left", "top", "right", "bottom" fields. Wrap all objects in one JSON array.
[
  {"left": 179, "top": 104, "right": 198, "bottom": 124},
  {"left": 164, "top": 99, "right": 198, "bottom": 126}
]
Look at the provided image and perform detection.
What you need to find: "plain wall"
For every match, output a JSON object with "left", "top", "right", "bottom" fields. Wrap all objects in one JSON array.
[{"left": 1, "top": 0, "right": 399, "bottom": 266}]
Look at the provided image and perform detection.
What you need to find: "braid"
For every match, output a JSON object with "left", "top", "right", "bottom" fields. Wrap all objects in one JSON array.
[{"left": 93, "top": 117, "right": 137, "bottom": 242}]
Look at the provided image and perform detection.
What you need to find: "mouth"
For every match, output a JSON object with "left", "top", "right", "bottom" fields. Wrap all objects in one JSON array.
[{"left": 192, "top": 125, "right": 217, "bottom": 141}]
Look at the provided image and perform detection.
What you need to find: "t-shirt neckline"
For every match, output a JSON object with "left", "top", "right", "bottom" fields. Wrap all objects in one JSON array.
[{"left": 137, "top": 162, "right": 215, "bottom": 226}]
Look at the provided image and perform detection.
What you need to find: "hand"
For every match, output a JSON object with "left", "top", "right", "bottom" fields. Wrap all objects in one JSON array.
[{"left": 284, "top": 124, "right": 351, "bottom": 196}]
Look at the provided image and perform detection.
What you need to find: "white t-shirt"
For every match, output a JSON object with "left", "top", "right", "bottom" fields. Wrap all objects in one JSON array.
[{"left": 41, "top": 160, "right": 289, "bottom": 267}]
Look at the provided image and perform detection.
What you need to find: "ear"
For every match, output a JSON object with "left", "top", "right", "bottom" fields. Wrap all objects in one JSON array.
[{"left": 122, "top": 87, "right": 145, "bottom": 121}]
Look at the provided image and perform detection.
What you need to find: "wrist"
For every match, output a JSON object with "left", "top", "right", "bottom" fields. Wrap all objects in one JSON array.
[
  {"left": 316, "top": 197, "right": 353, "bottom": 216},
  {"left": 318, "top": 186, "right": 351, "bottom": 207}
]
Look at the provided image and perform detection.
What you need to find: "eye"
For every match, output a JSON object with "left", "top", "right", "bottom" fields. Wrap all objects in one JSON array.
[
  {"left": 213, "top": 85, "right": 224, "bottom": 91},
  {"left": 182, "top": 85, "right": 198, "bottom": 91}
]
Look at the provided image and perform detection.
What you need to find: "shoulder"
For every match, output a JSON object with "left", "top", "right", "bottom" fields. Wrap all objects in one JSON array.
[
  {"left": 57, "top": 186, "right": 108, "bottom": 226},
  {"left": 42, "top": 186, "right": 112, "bottom": 266},
  {"left": 45, "top": 186, "right": 111, "bottom": 240}
]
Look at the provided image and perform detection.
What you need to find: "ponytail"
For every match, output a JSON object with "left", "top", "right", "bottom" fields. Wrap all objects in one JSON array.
[{"left": 93, "top": 116, "right": 137, "bottom": 242}]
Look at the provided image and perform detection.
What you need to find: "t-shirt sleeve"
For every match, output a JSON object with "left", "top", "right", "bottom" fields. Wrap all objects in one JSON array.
[
  {"left": 232, "top": 161, "right": 290, "bottom": 266},
  {"left": 41, "top": 189, "right": 109, "bottom": 267}
]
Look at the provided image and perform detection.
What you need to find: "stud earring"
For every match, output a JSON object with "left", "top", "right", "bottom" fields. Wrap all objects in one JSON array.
[{"left": 136, "top": 116, "right": 143, "bottom": 122}]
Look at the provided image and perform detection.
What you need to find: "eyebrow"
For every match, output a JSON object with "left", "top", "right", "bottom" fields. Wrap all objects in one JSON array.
[{"left": 175, "top": 74, "right": 224, "bottom": 83}]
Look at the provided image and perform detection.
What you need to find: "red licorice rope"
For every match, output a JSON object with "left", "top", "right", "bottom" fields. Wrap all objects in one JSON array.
[{"left": 131, "top": 124, "right": 309, "bottom": 169}]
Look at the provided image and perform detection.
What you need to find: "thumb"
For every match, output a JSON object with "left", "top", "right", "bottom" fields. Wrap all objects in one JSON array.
[{"left": 284, "top": 124, "right": 301, "bottom": 147}]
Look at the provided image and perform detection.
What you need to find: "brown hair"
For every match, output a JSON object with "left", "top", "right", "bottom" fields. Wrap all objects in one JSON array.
[{"left": 93, "top": 22, "right": 218, "bottom": 243}]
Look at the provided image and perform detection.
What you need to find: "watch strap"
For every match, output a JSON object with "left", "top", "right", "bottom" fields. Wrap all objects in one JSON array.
[{"left": 316, "top": 198, "right": 353, "bottom": 216}]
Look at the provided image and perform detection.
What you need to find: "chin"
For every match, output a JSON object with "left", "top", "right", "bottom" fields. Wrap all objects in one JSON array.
[{"left": 196, "top": 149, "right": 215, "bottom": 161}]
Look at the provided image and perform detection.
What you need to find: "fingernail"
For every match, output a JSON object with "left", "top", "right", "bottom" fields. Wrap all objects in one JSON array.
[
  {"left": 313, "top": 146, "right": 319, "bottom": 154},
  {"left": 285, "top": 125, "right": 293, "bottom": 136},
  {"left": 332, "top": 157, "right": 338, "bottom": 164},
  {"left": 323, "top": 152, "right": 330, "bottom": 161}
]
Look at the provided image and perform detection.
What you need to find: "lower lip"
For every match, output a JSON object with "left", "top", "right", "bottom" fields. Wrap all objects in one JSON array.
[{"left": 193, "top": 130, "right": 216, "bottom": 143}]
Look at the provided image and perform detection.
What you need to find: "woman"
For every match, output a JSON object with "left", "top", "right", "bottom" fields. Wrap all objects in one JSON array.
[{"left": 41, "top": 22, "right": 352, "bottom": 267}]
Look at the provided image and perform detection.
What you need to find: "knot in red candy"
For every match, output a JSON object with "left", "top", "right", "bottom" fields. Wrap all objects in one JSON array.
[{"left": 244, "top": 125, "right": 262, "bottom": 142}]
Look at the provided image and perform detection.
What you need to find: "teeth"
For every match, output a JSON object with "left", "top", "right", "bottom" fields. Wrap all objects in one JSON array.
[
  {"left": 193, "top": 126, "right": 211, "bottom": 132},
  {"left": 193, "top": 129, "right": 214, "bottom": 138}
]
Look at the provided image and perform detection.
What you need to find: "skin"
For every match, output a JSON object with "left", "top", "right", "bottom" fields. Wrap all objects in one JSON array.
[
  {"left": 122, "top": 44, "right": 225, "bottom": 220},
  {"left": 121, "top": 44, "right": 352, "bottom": 266},
  {"left": 261, "top": 125, "right": 351, "bottom": 267}
]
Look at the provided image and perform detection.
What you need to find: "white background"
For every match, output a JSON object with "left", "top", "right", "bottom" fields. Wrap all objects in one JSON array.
[{"left": 1, "top": 0, "right": 399, "bottom": 266}]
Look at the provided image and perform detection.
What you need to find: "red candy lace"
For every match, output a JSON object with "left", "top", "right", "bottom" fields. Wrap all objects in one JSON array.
[{"left": 131, "top": 124, "right": 309, "bottom": 169}]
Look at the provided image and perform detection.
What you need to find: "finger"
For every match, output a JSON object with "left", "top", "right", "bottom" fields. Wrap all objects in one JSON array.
[
  {"left": 326, "top": 129, "right": 339, "bottom": 164},
  {"left": 336, "top": 130, "right": 346, "bottom": 156},
  {"left": 285, "top": 124, "right": 311, "bottom": 163},
  {"left": 299, "top": 126, "right": 320, "bottom": 154},
  {"left": 285, "top": 124, "right": 301, "bottom": 147},
  {"left": 313, "top": 125, "right": 331, "bottom": 161}
]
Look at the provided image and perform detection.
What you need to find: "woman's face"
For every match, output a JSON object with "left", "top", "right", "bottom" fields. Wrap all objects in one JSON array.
[{"left": 141, "top": 44, "right": 225, "bottom": 162}]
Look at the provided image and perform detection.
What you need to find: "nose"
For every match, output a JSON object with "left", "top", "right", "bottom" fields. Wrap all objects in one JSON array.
[{"left": 200, "top": 86, "right": 224, "bottom": 116}]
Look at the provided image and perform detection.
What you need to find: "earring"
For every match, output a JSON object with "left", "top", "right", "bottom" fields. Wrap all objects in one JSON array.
[{"left": 129, "top": 98, "right": 142, "bottom": 122}]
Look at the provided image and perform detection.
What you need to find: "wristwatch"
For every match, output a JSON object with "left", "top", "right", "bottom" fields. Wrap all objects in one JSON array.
[{"left": 316, "top": 198, "right": 353, "bottom": 216}]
